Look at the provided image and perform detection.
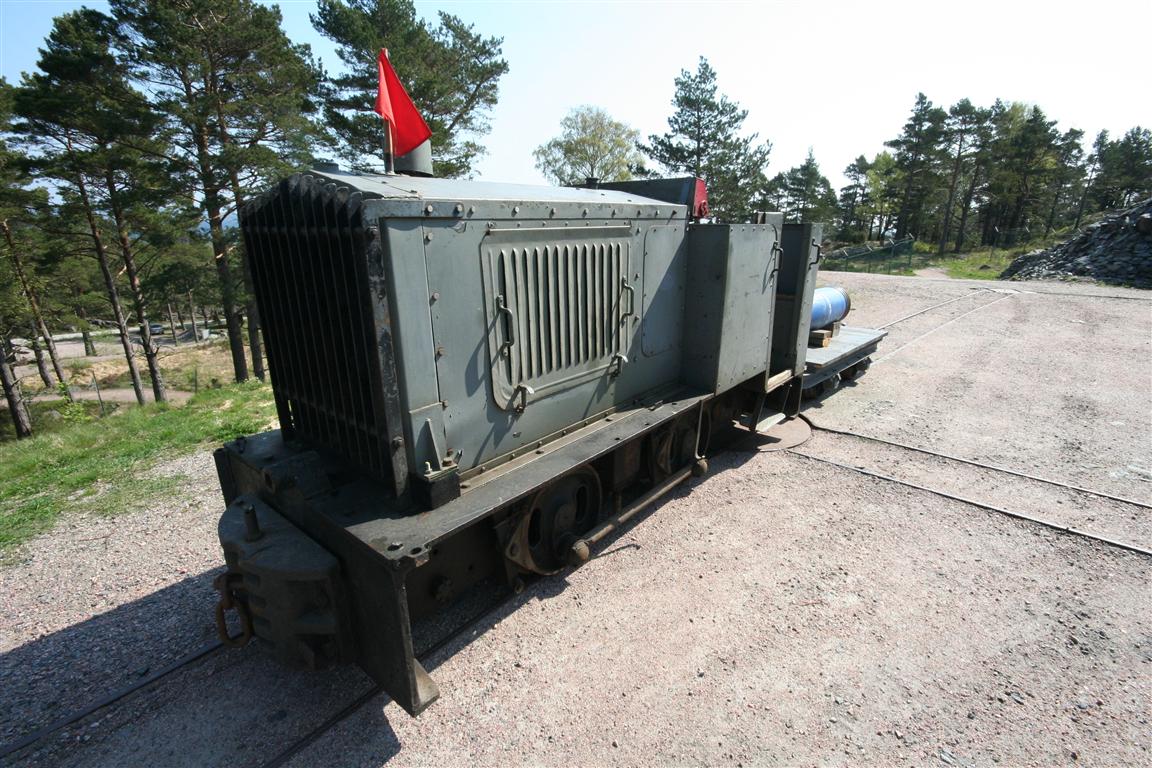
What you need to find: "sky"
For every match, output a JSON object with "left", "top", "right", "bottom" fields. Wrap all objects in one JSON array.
[{"left": 1, "top": 0, "right": 1147, "bottom": 189}]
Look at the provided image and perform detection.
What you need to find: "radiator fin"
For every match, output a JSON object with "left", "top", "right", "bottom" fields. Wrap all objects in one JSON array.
[{"left": 240, "top": 176, "right": 391, "bottom": 482}]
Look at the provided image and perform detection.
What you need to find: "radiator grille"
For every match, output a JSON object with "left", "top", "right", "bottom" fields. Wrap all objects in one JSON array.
[
  {"left": 486, "top": 230, "right": 630, "bottom": 402},
  {"left": 240, "top": 175, "right": 390, "bottom": 481}
]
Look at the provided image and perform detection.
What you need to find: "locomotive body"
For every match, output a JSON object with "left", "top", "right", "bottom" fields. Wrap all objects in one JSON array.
[{"left": 213, "top": 170, "right": 828, "bottom": 715}]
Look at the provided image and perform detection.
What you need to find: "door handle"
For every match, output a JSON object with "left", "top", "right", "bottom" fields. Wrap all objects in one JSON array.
[{"left": 495, "top": 294, "right": 515, "bottom": 356}]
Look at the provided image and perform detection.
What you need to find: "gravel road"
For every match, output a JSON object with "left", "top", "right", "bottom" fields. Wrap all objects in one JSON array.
[{"left": 2, "top": 273, "right": 1149, "bottom": 767}]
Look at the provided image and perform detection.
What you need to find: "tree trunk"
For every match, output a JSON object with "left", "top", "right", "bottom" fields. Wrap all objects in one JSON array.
[
  {"left": 1044, "top": 180, "right": 1063, "bottom": 238},
  {"left": 1, "top": 338, "right": 32, "bottom": 439},
  {"left": 2, "top": 220, "right": 72, "bottom": 399},
  {"left": 74, "top": 293, "right": 97, "bottom": 356},
  {"left": 72, "top": 160, "right": 146, "bottom": 406},
  {"left": 191, "top": 119, "right": 247, "bottom": 382},
  {"left": 188, "top": 291, "right": 199, "bottom": 342},
  {"left": 29, "top": 334, "right": 54, "bottom": 388},
  {"left": 218, "top": 125, "right": 265, "bottom": 381},
  {"left": 954, "top": 168, "right": 982, "bottom": 252},
  {"left": 1073, "top": 168, "right": 1095, "bottom": 231},
  {"left": 167, "top": 302, "right": 179, "bottom": 346},
  {"left": 938, "top": 140, "right": 966, "bottom": 255},
  {"left": 104, "top": 168, "right": 166, "bottom": 402}
]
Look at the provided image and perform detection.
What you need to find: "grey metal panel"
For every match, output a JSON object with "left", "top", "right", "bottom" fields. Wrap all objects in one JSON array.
[
  {"left": 641, "top": 225, "right": 687, "bottom": 357},
  {"left": 772, "top": 222, "right": 823, "bottom": 378},
  {"left": 299, "top": 171, "right": 689, "bottom": 231},
  {"left": 338, "top": 388, "right": 710, "bottom": 556},
  {"left": 718, "top": 226, "right": 778, "bottom": 390},
  {"left": 422, "top": 219, "right": 685, "bottom": 472},
  {"left": 312, "top": 169, "right": 682, "bottom": 207},
  {"left": 376, "top": 214, "right": 445, "bottom": 475},
  {"left": 682, "top": 224, "right": 779, "bottom": 393}
]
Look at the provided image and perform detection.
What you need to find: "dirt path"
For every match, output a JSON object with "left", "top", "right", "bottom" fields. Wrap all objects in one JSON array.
[
  {"left": 26, "top": 388, "right": 194, "bottom": 405},
  {"left": 913, "top": 266, "right": 950, "bottom": 278}
]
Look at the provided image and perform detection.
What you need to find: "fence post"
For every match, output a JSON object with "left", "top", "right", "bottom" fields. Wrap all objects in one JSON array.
[{"left": 91, "top": 372, "right": 106, "bottom": 418}]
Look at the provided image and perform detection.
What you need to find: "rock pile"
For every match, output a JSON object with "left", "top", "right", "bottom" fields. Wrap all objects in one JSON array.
[{"left": 1001, "top": 199, "right": 1152, "bottom": 288}]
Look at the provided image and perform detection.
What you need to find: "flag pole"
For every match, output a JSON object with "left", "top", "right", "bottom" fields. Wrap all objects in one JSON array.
[{"left": 385, "top": 120, "right": 395, "bottom": 175}]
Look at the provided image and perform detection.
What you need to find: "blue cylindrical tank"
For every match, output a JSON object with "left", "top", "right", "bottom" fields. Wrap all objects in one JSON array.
[{"left": 810, "top": 286, "right": 851, "bottom": 329}]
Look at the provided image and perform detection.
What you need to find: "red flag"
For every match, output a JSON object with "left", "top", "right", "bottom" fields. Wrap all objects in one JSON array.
[{"left": 373, "top": 49, "right": 431, "bottom": 157}]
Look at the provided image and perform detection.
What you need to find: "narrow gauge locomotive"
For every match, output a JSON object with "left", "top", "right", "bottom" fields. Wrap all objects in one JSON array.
[{"left": 213, "top": 161, "right": 873, "bottom": 716}]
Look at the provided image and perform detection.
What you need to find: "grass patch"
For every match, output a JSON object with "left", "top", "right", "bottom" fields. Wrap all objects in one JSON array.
[
  {"left": 939, "top": 249, "right": 1017, "bottom": 280},
  {"left": 0, "top": 380, "right": 277, "bottom": 554},
  {"left": 822, "top": 234, "right": 1069, "bottom": 281},
  {"left": 0, "top": 399, "right": 117, "bottom": 443}
]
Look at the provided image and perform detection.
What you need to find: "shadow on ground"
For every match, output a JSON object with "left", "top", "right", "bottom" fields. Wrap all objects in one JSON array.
[{"left": 3, "top": 449, "right": 762, "bottom": 767}]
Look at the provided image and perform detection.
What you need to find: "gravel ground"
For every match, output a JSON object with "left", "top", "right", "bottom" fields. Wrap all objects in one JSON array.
[{"left": 2, "top": 273, "right": 1149, "bottom": 767}]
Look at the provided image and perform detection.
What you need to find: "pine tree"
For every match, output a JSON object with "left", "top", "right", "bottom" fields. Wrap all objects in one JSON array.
[
  {"left": 1043, "top": 128, "right": 1085, "bottom": 237},
  {"left": 13, "top": 10, "right": 174, "bottom": 403},
  {"left": 837, "top": 155, "right": 871, "bottom": 240},
  {"left": 113, "top": 0, "right": 323, "bottom": 384},
  {"left": 937, "top": 99, "right": 988, "bottom": 254},
  {"left": 768, "top": 150, "right": 838, "bottom": 225},
  {"left": 312, "top": 0, "right": 509, "bottom": 177},
  {"left": 642, "top": 57, "right": 771, "bottom": 222},
  {"left": 0, "top": 84, "right": 36, "bottom": 436},
  {"left": 861, "top": 152, "right": 900, "bottom": 242},
  {"left": 885, "top": 93, "right": 946, "bottom": 239},
  {"left": 1093, "top": 127, "right": 1152, "bottom": 209}
]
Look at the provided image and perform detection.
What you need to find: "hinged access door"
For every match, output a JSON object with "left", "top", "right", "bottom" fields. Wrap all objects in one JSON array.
[{"left": 481, "top": 225, "right": 633, "bottom": 411}]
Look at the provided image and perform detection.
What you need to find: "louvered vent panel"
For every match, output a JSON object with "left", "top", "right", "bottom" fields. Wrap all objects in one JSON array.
[
  {"left": 487, "top": 233, "right": 629, "bottom": 399},
  {"left": 240, "top": 175, "right": 390, "bottom": 482}
]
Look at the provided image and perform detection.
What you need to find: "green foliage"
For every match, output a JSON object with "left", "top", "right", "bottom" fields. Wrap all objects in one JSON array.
[
  {"left": 112, "top": 0, "right": 325, "bottom": 384},
  {"left": 642, "top": 57, "right": 771, "bottom": 222},
  {"left": 823, "top": 236, "right": 1057, "bottom": 280},
  {"left": 1091, "top": 127, "right": 1152, "bottom": 210},
  {"left": 533, "top": 106, "right": 644, "bottom": 186},
  {"left": 311, "top": 0, "right": 508, "bottom": 177},
  {"left": 0, "top": 381, "right": 277, "bottom": 552},
  {"left": 0, "top": 399, "right": 114, "bottom": 443},
  {"left": 885, "top": 92, "right": 947, "bottom": 240},
  {"left": 833, "top": 91, "right": 1152, "bottom": 262},
  {"left": 762, "top": 150, "right": 838, "bottom": 225}
]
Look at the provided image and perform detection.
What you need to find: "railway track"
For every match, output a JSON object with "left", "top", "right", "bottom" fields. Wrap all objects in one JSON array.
[
  {"left": 261, "top": 592, "right": 511, "bottom": 768},
  {"left": 787, "top": 450, "right": 1152, "bottom": 558},
  {"left": 0, "top": 592, "right": 512, "bottom": 766},
  {"left": 800, "top": 417, "right": 1152, "bottom": 510},
  {"left": 0, "top": 640, "right": 225, "bottom": 761}
]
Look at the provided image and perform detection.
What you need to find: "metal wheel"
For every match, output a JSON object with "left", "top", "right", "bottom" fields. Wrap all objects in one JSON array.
[{"left": 506, "top": 466, "right": 602, "bottom": 575}]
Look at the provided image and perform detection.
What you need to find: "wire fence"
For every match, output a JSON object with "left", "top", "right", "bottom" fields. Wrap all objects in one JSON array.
[{"left": 822, "top": 237, "right": 917, "bottom": 274}]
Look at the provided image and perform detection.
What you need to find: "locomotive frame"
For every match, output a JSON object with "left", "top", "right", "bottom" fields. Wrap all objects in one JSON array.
[{"left": 213, "top": 170, "right": 837, "bottom": 716}]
